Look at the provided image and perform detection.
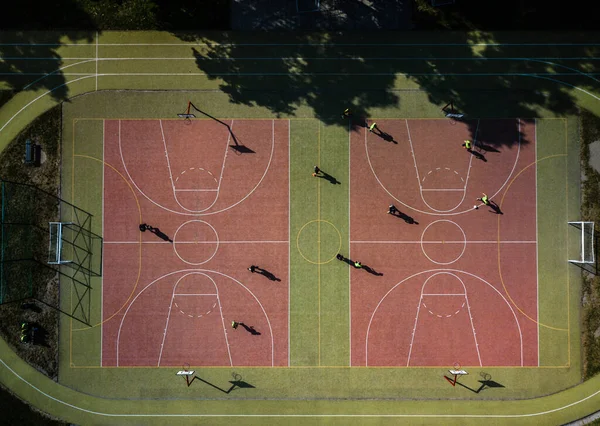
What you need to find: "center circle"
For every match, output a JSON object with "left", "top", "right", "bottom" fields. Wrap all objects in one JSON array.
[
  {"left": 173, "top": 220, "right": 219, "bottom": 265},
  {"left": 297, "top": 220, "right": 342, "bottom": 264},
  {"left": 420, "top": 220, "right": 466, "bottom": 265}
]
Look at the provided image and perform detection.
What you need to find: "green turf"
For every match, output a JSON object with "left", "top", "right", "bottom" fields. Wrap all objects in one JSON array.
[{"left": 1, "top": 30, "right": 599, "bottom": 425}]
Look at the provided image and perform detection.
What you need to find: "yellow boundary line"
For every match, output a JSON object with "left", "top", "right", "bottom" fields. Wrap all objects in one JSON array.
[
  {"left": 70, "top": 121, "right": 144, "bottom": 331},
  {"left": 317, "top": 121, "right": 321, "bottom": 366},
  {"left": 68, "top": 117, "right": 575, "bottom": 370},
  {"left": 497, "top": 154, "right": 568, "bottom": 331}
]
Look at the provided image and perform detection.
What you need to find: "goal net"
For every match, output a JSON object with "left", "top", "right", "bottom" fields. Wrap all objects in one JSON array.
[{"left": 568, "top": 221, "right": 595, "bottom": 264}]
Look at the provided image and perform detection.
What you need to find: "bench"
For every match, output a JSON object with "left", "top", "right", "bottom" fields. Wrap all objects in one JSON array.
[
  {"left": 25, "top": 139, "right": 34, "bottom": 164},
  {"left": 25, "top": 139, "right": 41, "bottom": 166}
]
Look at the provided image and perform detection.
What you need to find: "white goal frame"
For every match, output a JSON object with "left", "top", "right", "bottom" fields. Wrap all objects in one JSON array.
[{"left": 568, "top": 221, "right": 595, "bottom": 264}]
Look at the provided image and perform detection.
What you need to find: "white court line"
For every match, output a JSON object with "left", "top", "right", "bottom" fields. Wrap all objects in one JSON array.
[
  {"left": 422, "top": 293, "right": 466, "bottom": 296},
  {"left": 405, "top": 293, "right": 423, "bottom": 367},
  {"left": 490, "top": 119, "right": 521, "bottom": 201},
  {"left": 351, "top": 240, "right": 536, "bottom": 244},
  {"left": 404, "top": 119, "right": 422, "bottom": 190},
  {"left": 117, "top": 118, "right": 275, "bottom": 216},
  {"left": 174, "top": 294, "right": 217, "bottom": 296},
  {"left": 348, "top": 115, "right": 352, "bottom": 367},
  {"left": 288, "top": 119, "right": 291, "bottom": 368},
  {"left": 115, "top": 269, "right": 275, "bottom": 368},
  {"left": 175, "top": 189, "right": 218, "bottom": 192},
  {"left": 100, "top": 119, "right": 105, "bottom": 367},
  {"left": 10, "top": 41, "right": 600, "bottom": 45},
  {"left": 8, "top": 55, "right": 600, "bottom": 60},
  {"left": 421, "top": 188, "right": 464, "bottom": 191},
  {"left": 366, "top": 269, "right": 523, "bottom": 367},
  {"left": 157, "top": 281, "right": 179, "bottom": 366},
  {"left": 464, "top": 292, "right": 483, "bottom": 366},
  {"left": 212, "top": 273, "right": 234, "bottom": 367},
  {"left": 104, "top": 240, "right": 287, "bottom": 244},
  {"left": 534, "top": 119, "right": 540, "bottom": 367},
  {"left": 95, "top": 32, "right": 98, "bottom": 90}
]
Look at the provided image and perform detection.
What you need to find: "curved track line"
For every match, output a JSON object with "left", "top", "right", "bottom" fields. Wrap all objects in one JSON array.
[
  {"left": 118, "top": 119, "right": 275, "bottom": 216},
  {"left": 1, "top": 348, "right": 600, "bottom": 418},
  {"left": 0, "top": 75, "right": 95, "bottom": 134},
  {"left": 497, "top": 154, "right": 569, "bottom": 331},
  {"left": 71, "top": 155, "right": 142, "bottom": 331},
  {"left": 366, "top": 269, "right": 523, "bottom": 366},
  {"left": 23, "top": 59, "right": 96, "bottom": 90},
  {"left": 116, "top": 268, "right": 275, "bottom": 367}
]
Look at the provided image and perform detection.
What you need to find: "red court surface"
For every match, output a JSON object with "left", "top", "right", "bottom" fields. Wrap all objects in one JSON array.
[
  {"left": 350, "top": 119, "right": 538, "bottom": 367},
  {"left": 101, "top": 119, "right": 289, "bottom": 367}
]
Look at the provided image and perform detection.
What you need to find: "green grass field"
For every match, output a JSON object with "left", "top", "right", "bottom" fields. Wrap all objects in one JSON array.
[{"left": 0, "top": 31, "right": 598, "bottom": 425}]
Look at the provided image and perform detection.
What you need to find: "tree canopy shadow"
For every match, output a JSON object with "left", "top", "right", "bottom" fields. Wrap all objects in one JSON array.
[
  {"left": 0, "top": 3, "right": 98, "bottom": 106},
  {"left": 183, "top": 30, "right": 600, "bottom": 146}
]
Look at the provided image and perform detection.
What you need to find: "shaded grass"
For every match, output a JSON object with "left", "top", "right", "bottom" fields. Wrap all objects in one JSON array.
[
  {"left": 580, "top": 110, "right": 600, "bottom": 379},
  {"left": 0, "top": 383, "right": 66, "bottom": 425},
  {"left": 0, "top": 106, "right": 61, "bottom": 380}
]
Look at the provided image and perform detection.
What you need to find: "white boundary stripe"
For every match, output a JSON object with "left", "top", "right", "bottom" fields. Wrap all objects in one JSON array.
[
  {"left": 535, "top": 119, "right": 540, "bottom": 367},
  {"left": 175, "top": 189, "right": 218, "bottom": 192},
  {"left": 174, "top": 294, "right": 217, "bottom": 296},
  {"left": 100, "top": 119, "right": 105, "bottom": 367},
  {"left": 463, "top": 292, "right": 483, "bottom": 366},
  {"left": 405, "top": 293, "right": 423, "bottom": 367},
  {"left": 404, "top": 119, "right": 422, "bottom": 190},
  {"left": 157, "top": 281, "right": 178, "bottom": 366},
  {"left": 350, "top": 240, "right": 536, "bottom": 244},
  {"left": 104, "top": 240, "right": 287, "bottom": 244},
  {"left": 213, "top": 273, "right": 234, "bottom": 367},
  {"left": 288, "top": 119, "right": 291, "bottom": 367},
  {"left": 95, "top": 32, "right": 98, "bottom": 91},
  {"left": 9, "top": 41, "right": 600, "bottom": 45},
  {"left": 348, "top": 116, "right": 352, "bottom": 367}
]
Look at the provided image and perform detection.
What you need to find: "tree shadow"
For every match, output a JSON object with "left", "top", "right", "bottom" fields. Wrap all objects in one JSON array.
[
  {"left": 181, "top": 30, "right": 597, "bottom": 146},
  {"left": 0, "top": 7, "right": 97, "bottom": 106}
]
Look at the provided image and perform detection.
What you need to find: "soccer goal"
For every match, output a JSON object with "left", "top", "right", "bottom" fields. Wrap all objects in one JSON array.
[
  {"left": 48, "top": 222, "right": 72, "bottom": 264},
  {"left": 568, "top": 221, "right": 595, "bottom": 264}
]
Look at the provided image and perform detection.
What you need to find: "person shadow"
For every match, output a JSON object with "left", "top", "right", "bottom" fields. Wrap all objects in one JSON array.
[
  {"left": 469, "top": 149, "right": 487, "bottom": 162},
  {"left": 316, "top": 171, "right": 341, "bottom": 185},
  {"left": 240, "top": 323, "right": 261, "bottom": 335},
  {"left": 487, "top": 201, "right": 503, "bottom": 215},
  {"left": 363, "top": 265, "right": 384, "bottom": 276},
  {"left": 149, "top": 227, "right": 173, "bottom": 242},
  {"left": 390, "top": 210, "right": 419, "bottom": 224},
  {"left": 336, "top": 255, "right": 383, "bottom": 276},
  {"left": 378, "top": 131, "right": 398, "bottom": 144},
  {"left": 256, "top": 267, "right": 281, "bottom": 281}
]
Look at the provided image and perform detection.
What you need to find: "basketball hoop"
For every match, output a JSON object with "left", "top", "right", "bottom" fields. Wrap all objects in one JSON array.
[
  {"left": 178, "top": 101, "right": 196, "bottom": 124},
  {"left": 176, "top": 363, "right": 195, "bottom": 387},
  {"left": 444, "top": 362, "right": 468, "bottom": 386}
]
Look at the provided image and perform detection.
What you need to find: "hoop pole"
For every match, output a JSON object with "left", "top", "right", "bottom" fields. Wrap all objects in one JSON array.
[
  {"left": 444, "top": 374, "right": 458, "bottom": 386},
  {"left": 186, "top": 101, "right": 191, "bottom": 116}
]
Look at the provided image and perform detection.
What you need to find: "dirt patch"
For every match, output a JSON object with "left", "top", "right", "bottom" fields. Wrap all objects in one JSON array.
[{"left": 0, "top": 106, "right": 61, "bottom": 380}]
